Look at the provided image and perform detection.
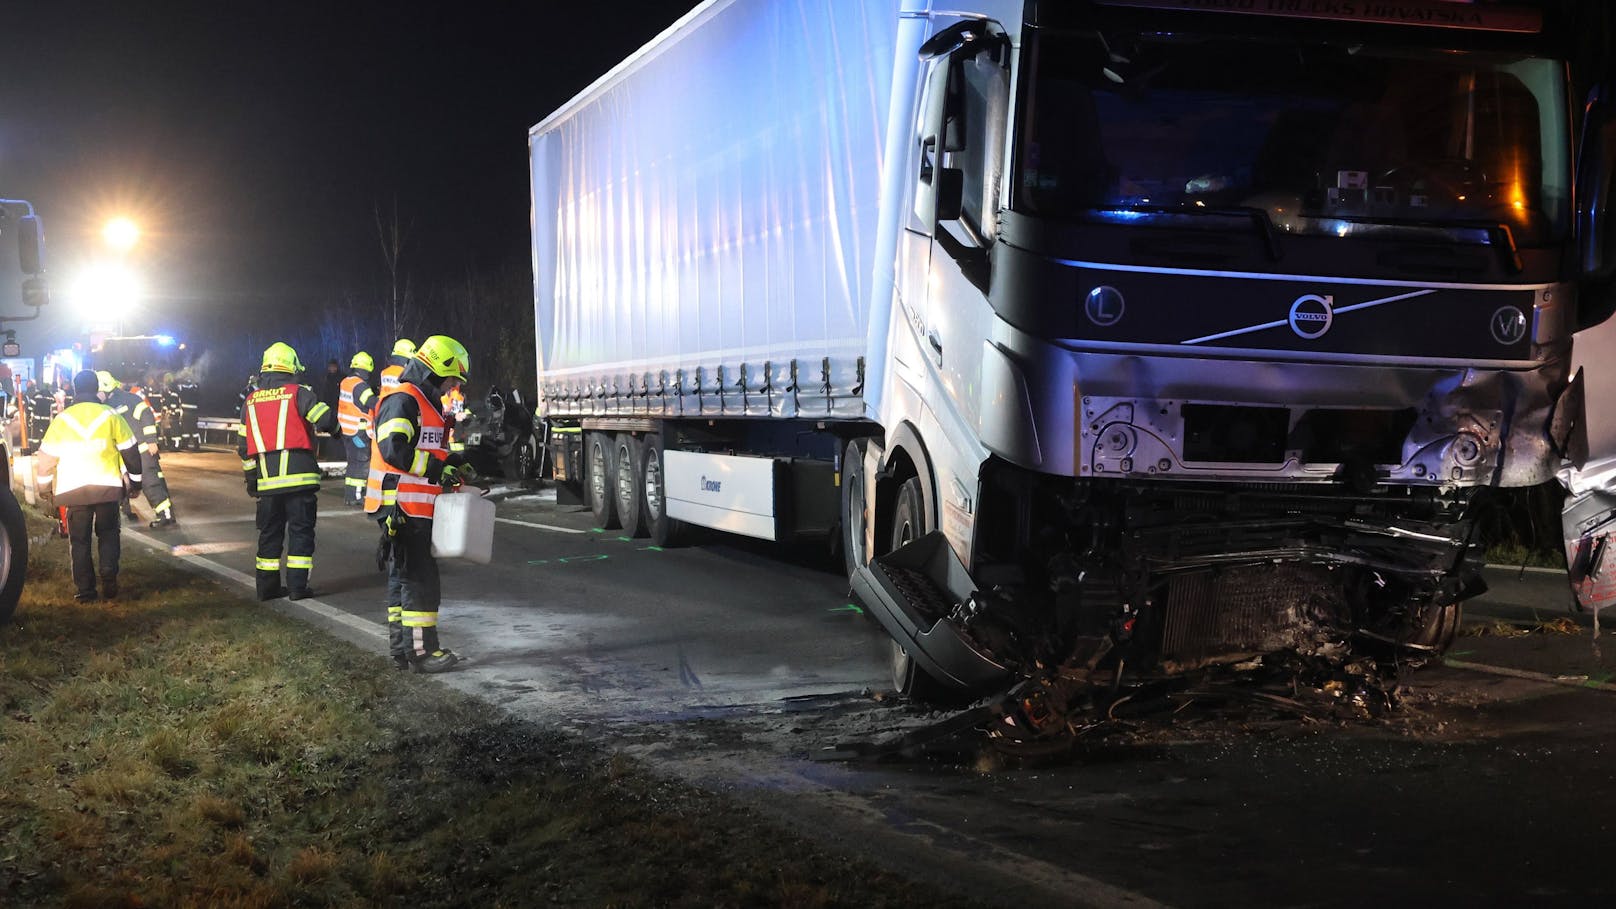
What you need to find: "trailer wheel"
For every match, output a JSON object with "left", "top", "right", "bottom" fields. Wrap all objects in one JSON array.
[
  {"left": 614, "top": 433, "right": 646, "bottom": 537},
  {"left": 886, "top": 475, "right": 953, "bottom": 702},
  {"left": 586, "top": 431, "right": 620, "bottom": 529},
  {"left": 642, "top": 433, "right": 687, "bottom": 548},
  {"left": 0, "top": 488, "right": 29, "bottom": 626},
  {"left": 840, "top": 438, "right": 870, "bottom": 581}
]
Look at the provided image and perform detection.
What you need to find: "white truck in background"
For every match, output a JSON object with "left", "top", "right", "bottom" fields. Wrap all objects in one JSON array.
[
  {"left": 0, "top": 199, "right": 51, "bottom": 623},
  {"left": 531, "top": 0, "right": 1616, "bottom": 700}
]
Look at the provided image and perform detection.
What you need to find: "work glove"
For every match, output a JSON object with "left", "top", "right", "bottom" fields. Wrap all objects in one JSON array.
[
  {"left": 354, "top": 430, "right": 370, "bottom": 449},
  {"left": 244, "top": 474, "right": 259, "bottom": 498},
  {"left": 126, "top": 478, "right": 143, "bottom": 496},
  {"left": 439, "top": 463, "right": 466, "bottom": 491}
]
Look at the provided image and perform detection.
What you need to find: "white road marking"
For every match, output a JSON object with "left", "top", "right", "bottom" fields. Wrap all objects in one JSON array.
[
  {"left": 123, "top": 528, "right": 384, "bottom": 640},
  {"left": 172, "top": 509, "right": 373, "bottom": 526},
  {"left": 495, "top": 517, "right": 585, "bottom": 534}
]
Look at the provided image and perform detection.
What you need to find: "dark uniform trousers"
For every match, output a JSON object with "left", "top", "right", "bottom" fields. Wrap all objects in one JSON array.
[
  {"left": 257, "top": 489, "right": 318, "bottom": 596},
  {"left": 343, "top": 434, "right": 370, "bottom": 504},
  {"left": 385, "top": 515, "right": 443, "bottom": 659},
  {"left": 67, "top": 502, "right": 121, "bottom": 597},
  {"left": 141, "top": 448, "right": 175, "bottom": 518}
]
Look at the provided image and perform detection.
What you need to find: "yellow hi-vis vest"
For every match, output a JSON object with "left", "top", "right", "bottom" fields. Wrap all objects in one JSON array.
[{"left": 37, "top": 402, "right": 138, "bottom": 496}]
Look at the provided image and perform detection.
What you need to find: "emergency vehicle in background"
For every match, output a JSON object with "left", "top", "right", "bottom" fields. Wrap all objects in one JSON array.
[
  {"left": 531, "top": 0, "right": 1616, "bottom": 700},
  {"left": 0, "top": 198, "right": 50, "bottom": 623}
]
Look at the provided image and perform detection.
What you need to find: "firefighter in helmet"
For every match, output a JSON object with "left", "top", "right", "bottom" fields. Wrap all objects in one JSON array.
[
  {"left": 101, "top": 370, "right": 177, "bottom": 529},
  {"left": 367, "top": 335, "right": 471, "bottom": 673},
  {"left": 379, "top": 338, "right": 414, "bottom": 393},
  {"left": 337, "top": 351, "right": 377, "bottom": 505},
  {"left": 238, "top": 342, "right": 337, "bottom": 600}
]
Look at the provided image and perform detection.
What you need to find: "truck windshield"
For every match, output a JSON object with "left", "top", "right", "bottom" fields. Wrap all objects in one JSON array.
[{"left": 1016, "top": 32, "right": 1571, "bottom": 245}]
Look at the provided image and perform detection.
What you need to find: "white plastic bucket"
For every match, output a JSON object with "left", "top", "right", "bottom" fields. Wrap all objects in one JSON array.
[
  {"left": 14, "top": 453, "right": 37, "bottom": 506},
  {"left": 431, "top": 490, "right": 495, "bottom": 564}
]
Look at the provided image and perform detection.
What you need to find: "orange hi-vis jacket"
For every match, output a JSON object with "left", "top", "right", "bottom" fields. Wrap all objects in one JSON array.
[
  {"left": 337, "top": 374, "right": 375, "bottom": 437},
  {"left": 365, "top": 382, "right": 449, "bottom": 518},
  {"left": 379, "top": 363, "right": 404, "bottom": 391}
]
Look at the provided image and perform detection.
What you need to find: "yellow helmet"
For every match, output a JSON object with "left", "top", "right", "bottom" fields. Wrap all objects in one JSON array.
[
  {"left": 415, "top": 335, "right": 469, "bottom": 381},
  {"left": 350, "top": 351, "right": 375, "bottom": 372},
  {"left": 261, "top": 342, "right": 303, "bottom": 374},
  {"left": 96, "top": 370, "right": 120, "bottom": 394},
  {"left": 391, "top": 338, "right": 416, "bottom": 358}
]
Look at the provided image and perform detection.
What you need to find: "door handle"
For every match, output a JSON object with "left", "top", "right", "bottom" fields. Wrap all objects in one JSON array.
[{"left": 926, "top": 329, "right": 943, "bottom": 364}]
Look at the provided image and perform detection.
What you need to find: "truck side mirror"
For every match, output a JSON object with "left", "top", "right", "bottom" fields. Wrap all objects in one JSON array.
[
  {"left": 1578, "top": 83, "right": 1616, "bottom": 327},
  {"left": 16, "top": 214, "right": 44, "bottom": 276},
  {"left": 21, "top": 276, "right": 48, "bottom": 308},
  {"left": 936, "top": 167, "right": 964, "bottom": 222}
]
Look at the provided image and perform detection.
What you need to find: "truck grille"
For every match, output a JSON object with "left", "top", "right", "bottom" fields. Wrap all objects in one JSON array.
[{"left": 1159, "top": 565, "right": 1339, "bottom": 666}]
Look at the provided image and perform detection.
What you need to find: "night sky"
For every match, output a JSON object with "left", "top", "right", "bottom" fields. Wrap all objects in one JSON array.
[{"left": 1, "top": 0, "right": 696, "bottom": 355}]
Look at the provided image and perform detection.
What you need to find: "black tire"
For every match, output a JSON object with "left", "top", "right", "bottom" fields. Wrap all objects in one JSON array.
[
  {"left": 886, "top": 475, "right": 954, "bottom": 701},
  {"left": 502, "top": 436, "right": 536, "bottom": 482},
  {"left": 1408, "top": 602, "right": 1464, "bottom": 652},
  {"left": 614, "top": 433, "right": 646, "bottom": 537},
  {"left": 0, "top": 487, "right": 29, "bottom": 625},
  {"left": 840, "top": 438, "right": 870, "bottom": 582},
  {"left": 586, "top": 431, "right": 619, "bottom": 529},
  {"left": 642, "top": 433, "right": 687, "bottom": 548}
]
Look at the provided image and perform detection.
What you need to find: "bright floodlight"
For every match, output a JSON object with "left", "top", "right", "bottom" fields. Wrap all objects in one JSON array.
[
  {"left": 72, "top": 263, "right": 143, "bottom": 319},
  {"left": 103, "top": 217, "right": 141, "bottom": 253}
]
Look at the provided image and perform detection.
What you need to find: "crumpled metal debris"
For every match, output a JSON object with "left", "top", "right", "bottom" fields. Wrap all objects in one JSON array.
[{"left": 820, "top": 648, "right": 1405, "bottom": 766}]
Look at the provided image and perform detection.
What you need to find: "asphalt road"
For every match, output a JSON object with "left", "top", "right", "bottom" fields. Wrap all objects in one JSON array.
[{"left": 106, "top": 449, "right": 1616, "bottom": 908}]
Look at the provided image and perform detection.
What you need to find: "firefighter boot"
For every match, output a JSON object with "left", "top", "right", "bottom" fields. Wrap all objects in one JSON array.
[
  {"left": 409, "top": 649, "right": 460, "bottom": 674},
  {"left": 256, "top": 569, "right": 286, "bottom": 601}
]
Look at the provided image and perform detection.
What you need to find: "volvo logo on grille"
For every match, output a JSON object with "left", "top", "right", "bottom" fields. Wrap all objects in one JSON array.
[
  {"left": 1490, "top": 306, "right": 1528, "bottom": 346},
  {"left": 1288, "top": 294, "right": 1334, "bottom": 339}
]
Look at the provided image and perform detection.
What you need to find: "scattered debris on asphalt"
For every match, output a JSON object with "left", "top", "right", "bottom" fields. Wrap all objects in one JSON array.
[{"left": 819, "top": 646, "right": 1413, "bottom": 766}]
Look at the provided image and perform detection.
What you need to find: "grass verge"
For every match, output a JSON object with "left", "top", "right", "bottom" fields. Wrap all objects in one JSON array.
[{"left": 1, "top": 510, "right": 975, "bottom": 908}]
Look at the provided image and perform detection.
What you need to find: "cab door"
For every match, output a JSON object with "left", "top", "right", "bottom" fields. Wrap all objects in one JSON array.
[{"left": 1562, "top": 63, "right": 1616, "bottom": 610}]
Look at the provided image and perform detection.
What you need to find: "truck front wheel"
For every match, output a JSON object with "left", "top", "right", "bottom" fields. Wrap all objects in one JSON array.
[
  {"left": 886, "top": 475, "right": 954, "bottom": 702},
  {"left": 0, "top": 488, "right": 28, "bottom": 625},
  {"left": 586, "top": 431, "right": 620, "bottom": 529}
]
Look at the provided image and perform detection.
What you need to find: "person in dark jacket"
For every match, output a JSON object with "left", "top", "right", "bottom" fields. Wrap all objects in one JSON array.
[
  {"left": 102, "top": 371, "right": 177, "bottom": 529},
  {"left": 238, "top": 342, "right": 337, "bottom": 600},
  {"left": 34, "top": 370, "right": 143, "bottom": 601},
  {"left": 337, "top": 351, "right": 377, "bottom": 505}
]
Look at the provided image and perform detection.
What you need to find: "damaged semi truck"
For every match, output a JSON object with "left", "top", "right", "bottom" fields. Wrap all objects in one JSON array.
[{"left": 531, "top": 0, "right": 1616, "bottom": 701}]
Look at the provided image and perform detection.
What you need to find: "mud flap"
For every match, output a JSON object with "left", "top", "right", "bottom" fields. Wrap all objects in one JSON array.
[{"left": 849, "top": 531, "right": 1014, "bottom": 693}]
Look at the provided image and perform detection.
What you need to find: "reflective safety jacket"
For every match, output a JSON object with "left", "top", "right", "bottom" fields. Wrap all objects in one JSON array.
[
  {"left": 107, "top": 386, "right": 158, "bottom": 444},
  {"left": 237, "top": 374, "right": 336, "bottom": 494},
  {"left": 366, "top": 371, "right": 451, "bottom": 519},
  {"left": 379, "top": 357, "right": 407, "bottom": 392},
  {"left": 35, "top": 402, "right": 143, "bottom": 506},
  {"left": 337, "top": 372, "right": 376, "bottom": 438}
]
